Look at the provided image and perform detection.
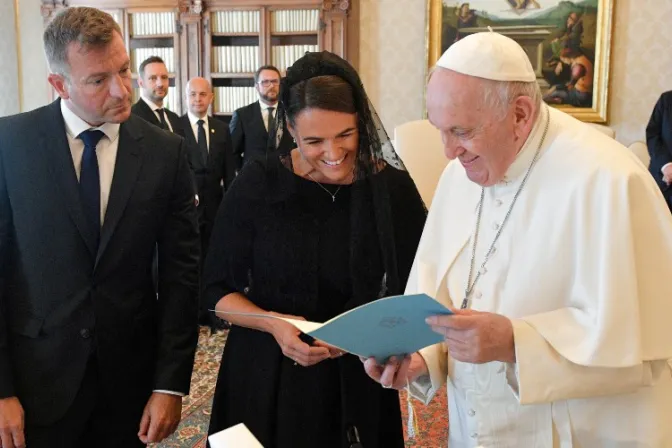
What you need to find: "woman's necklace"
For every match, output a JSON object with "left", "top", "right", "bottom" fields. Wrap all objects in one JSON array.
[{"left": 306, "top": 172, "right": 343, "bottom": 202}]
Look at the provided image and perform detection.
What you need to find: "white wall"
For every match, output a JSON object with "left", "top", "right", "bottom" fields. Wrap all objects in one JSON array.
[
  {"left": 358, "top": 0, "right": 672, "bottom": 146},
  {"left": 609, "top": 0, "right": 672, "bottom": 145},
  {"left": 0, "top": 0, "right": 21, "bottom": 116},
  {"left": 359, "top": 0, "right": 427, "bottom": 137},
  {"left": 17, "top": 0, "right": 50, "bottom": 112}
]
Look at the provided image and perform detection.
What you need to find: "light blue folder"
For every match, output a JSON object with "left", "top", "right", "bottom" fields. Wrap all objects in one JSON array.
[{"left": 305, "top": 293, "right": 452, "bottom": 362}]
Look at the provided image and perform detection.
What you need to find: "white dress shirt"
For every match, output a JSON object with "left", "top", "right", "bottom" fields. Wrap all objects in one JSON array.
[
  {"left": 61, "top": 100, "right": 183, "bottom": 398},
  {"left": 61, "top": 100, "right": 119, "bottom": 226},
  {"left": 141, "top": 95, "right": 174, "bottom": 132},
  {"left": 187, "top": 110, "right": 210, "bottom": 150},
  {"left": 259, "top": 99, "right": 276, "bottom": 131}
]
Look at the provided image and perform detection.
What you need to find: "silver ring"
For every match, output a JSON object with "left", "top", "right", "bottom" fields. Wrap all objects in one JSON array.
[{"left": 382, "top": 383, "right": 392, "bottom": 389}]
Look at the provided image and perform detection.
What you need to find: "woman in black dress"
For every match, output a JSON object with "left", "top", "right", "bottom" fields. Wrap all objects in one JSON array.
[{"left": 204, "top": 51, "right": 427, "bottom": 447}]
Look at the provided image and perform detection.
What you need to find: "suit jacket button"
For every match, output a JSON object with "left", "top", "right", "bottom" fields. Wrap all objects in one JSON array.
[{"left": 80, "top": 328, "right": 91, "bottom": 339}]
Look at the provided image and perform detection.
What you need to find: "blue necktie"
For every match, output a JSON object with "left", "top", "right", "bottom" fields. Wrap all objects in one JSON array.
[{"left": 78, "top": 129, "right": 105, "bottom": 249}]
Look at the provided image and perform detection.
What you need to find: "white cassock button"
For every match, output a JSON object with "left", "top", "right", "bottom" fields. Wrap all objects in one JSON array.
[
  {"left": 492, "top": 222, "right": 500, "bottom": 230},
  {"left": 471, "top": 432, "right": 479, "bottom": 439},
  {"left": 491, "top": 247, "right": 497, "bottom": 254},
  {"left": 468, "top": 409, "right": 476, "bottom": 417},
  {"left": 479, "top": 267, "right": 487, "bottom": 275},
  {"left": 475, "top": 291, "right": 483, "bottom": 299},
  {"left": 495, "top": 199, "right": 503, "bottom": 207}
]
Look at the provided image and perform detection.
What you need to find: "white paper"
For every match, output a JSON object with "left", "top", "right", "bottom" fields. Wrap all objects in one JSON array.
[
  {"left": 210, "top": 310, "right": 324, "bottom": 334},
  {"left": 208, "top": 423, "right": 264, "bottom": 448}
]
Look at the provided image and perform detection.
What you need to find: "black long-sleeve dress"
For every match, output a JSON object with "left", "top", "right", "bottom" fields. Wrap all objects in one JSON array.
[{"left": 204, "top": 157, "right": 427, "bottom": 447}]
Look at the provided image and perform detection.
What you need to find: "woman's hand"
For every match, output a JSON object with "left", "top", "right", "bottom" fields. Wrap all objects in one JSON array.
[
  {"left": 268, "top": 313, "right": 331, "bottom": 367},
  {"left": 313, "top": 340, "right": 347, "bottom": 359}
]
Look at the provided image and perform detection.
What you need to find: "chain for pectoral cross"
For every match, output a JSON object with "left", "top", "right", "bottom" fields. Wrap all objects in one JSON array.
[{"left": 461, "top": 111, "right": 550, "bottom": 309}]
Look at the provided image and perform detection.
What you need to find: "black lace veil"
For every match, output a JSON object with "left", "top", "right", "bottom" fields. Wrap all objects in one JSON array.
[{"left": 274, "top": 51, "right": 407, "bottom": 179}]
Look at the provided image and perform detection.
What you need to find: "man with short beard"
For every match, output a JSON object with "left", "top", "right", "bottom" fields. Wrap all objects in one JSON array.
[
  {"left": 230, "top": 65, "right": 291, "bottom": 170},
  {"left": 132, "top": 56, "right": 185, "bottom": 137}
]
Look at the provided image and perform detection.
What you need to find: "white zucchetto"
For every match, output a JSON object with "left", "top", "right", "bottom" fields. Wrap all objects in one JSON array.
[{"left": 436, "top": 30, "right": 536, "bottom": 82}]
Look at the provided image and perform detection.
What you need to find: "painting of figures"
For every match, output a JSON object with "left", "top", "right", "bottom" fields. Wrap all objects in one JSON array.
[{"left": 427, "top": 0, "right": 614, "bottom": 122}]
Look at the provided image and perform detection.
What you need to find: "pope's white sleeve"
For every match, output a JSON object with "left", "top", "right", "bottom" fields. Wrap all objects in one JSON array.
[
  {"left": 505, "top": 319, "right": 656, "bottom": 405},
  {"left": 406, "top": 342, "right": 448, "bottom": 405}
]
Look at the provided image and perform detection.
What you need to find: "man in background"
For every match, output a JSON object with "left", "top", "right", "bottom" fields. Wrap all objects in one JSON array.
[
  {"left": 132, "top": 55, "right": 190, "bottom": 293},
  {"left": 132, "top": 55, "right": 184, "bottom": 137},
  {"left": 0, "top": 7, "right": 200, "bottom": 448},
  {"left": 180, "top": 77, "right": 235, "bottom": 330},
  {"left": 230, "top": 65, "right": 287, "bottom": 170},
  {"left": 646, "top": 90, "right": 672, "bottom": 212}
]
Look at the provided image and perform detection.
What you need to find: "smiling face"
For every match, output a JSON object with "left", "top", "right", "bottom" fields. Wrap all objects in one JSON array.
[
  {"left": 426, "top": 68, "right": 535, "bottom": 186},
  {"left": 289, "top": 108, "right": 359, "bottom": 185},
  {"left": 48, "top": 31, "right": 132, "bottom": 126}
]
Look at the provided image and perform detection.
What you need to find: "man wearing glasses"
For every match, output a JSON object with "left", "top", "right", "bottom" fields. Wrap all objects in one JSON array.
[{"left": 230, "top": 65, "right": 288, "bottom": 170}]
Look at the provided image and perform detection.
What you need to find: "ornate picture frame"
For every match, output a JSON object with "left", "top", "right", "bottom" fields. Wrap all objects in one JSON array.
[{"left": 427, "top": 0, "right": 614, "bottom": 123}]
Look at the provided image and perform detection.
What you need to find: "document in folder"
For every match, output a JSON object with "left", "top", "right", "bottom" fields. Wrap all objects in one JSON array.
[
  {"left": 208, "top": 423, "right": 264, "bottom": 448},
  {"left": 214, "top": 293, "right": 453, "bottom": 362}
]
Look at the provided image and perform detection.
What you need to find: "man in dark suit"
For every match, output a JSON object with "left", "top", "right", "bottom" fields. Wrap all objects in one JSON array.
[
  {"left": 131, "top": 56, "right": 185, "bottom": 137},
  {"left": 180, "top": 77, "right": 235, "bottom": 328},
  {"left": 0, "top": 7, "right": 199, "bottom": 448},
  {"left": 647, "top": 90, "right": 672, "bottom": 212},
  {"left": 230, "top": 65, "right": 289, "bottom": 170},
  {"left": 131, "top": 55, "right": 188, "bottom": 295}
]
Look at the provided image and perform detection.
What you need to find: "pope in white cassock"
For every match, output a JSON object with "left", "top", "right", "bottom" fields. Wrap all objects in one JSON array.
[{"left": 363, "top": 31, "right": 672, "bottom": 447}]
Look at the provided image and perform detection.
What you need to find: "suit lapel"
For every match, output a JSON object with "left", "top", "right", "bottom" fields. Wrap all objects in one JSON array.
[
  {"left": 209, "top": 118, "right": 225, "bottom": 154},
  {"left": 182, "top": 115, "right": 208, "bottom": 169},
  {"left": 96, "top": 118, "right": 144, "bottom": 266},
  {"left": 251, "top": 102, "right": 266, "bottom": 137},
  {"left": 168, "top": 112, "right": 183, "bottom": 137},
  {"left": 181, "top": 115, "right": 197, "bottom": 148},
  {"left": 42, "top": 100, "right": 97, "bottom": 258},
  {"left": 136, "top": 100, "right": 161, "bottom": 127}
]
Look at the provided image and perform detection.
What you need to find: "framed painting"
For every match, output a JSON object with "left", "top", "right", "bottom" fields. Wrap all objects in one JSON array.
[{"left": 426, "top": 0, "right": 614, "bottom": 123}]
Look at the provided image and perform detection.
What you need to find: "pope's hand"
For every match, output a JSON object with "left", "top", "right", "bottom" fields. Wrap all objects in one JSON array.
[
  {"left": 361, "top": 353, "right": 428, "bottom": 390},
  {"left": 427, "top": 309, "right": 515, "bottom": 364}
]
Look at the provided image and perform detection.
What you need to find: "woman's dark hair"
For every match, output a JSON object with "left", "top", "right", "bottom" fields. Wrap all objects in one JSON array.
[
  {"left": 285, "top": 75, "right": 356, "bottom": 126},
  {"left": 276, "top": 51, "right": 406, "bottom": 182}
]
